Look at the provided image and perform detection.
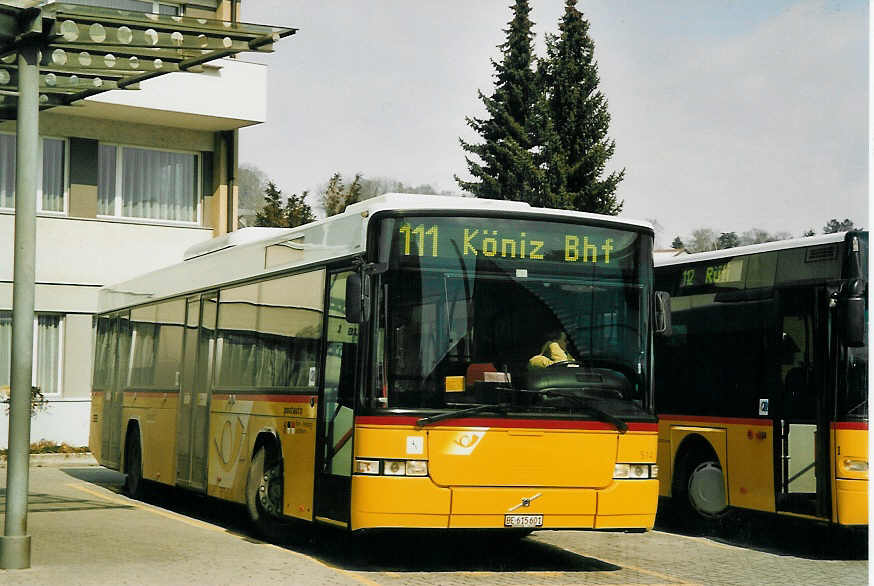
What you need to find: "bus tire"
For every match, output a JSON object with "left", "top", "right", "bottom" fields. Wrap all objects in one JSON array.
[
  {"left": 245, "top": 445, "right": 285, "bottom": 539},
  {"left": 674, "top": 446, "right": 728, "bottom": 529},
  {"left": 123, "top": 429, "right": 144, "bottom": 500}
]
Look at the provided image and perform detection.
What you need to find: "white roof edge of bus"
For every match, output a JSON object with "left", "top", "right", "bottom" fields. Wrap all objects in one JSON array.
[
  {"left": 344, "top": 193, "right": 654, "bottom": 231},
  {"left": 101, "top": 193, "right": 655, "bottom": 314},
  {"left": 184, "top": 226, "right": 292, "bottom": 260},
  {"left": 183, "top": 193, "right": 654, "bottom": 260},
  {"left": 655, "top": 232, "right": 853, "bottom": 268}
]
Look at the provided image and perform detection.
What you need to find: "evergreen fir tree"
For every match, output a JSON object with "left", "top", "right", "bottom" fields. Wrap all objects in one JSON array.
[
  {"left": 321, "top": 172, "right": 363, "bottom": 217},
  {"left": 255, "top": 181, "right": 286, "bottom": 227},
  {"left": 716, "top": 232, "right": 740, "bottom": 250},
  {"left": 540, "top": 0, "right": 624, "bottom": 214},
  {"left": 321, "top": 173, "right": 345, "bottom": 217},
  {"left": 284, "top": 190, "right": 316, "bottom": 228},
  {"left": 671, "top": 236, "right": 684, "bottom": 250},
  {"left": 456, "top": 0, "right": 545, "bottom": 202}
]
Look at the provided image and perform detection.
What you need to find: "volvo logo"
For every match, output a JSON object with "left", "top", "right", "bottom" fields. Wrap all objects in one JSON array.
[{"left": 507, "top": 492, "right": 542, "bottom": 512}]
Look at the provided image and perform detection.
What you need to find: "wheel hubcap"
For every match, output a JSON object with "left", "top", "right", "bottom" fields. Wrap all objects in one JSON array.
[
  {"left": 258, "top": 464, "right": 282, "bottom": 517},
  {"left": 688, "top": 461, "right": 726, "bottom": 517}
]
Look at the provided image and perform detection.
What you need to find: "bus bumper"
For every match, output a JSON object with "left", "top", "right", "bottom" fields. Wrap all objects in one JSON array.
[
  {"left": 350, "top": 476, "right": 658, "bottom": 531},
  {"left": 835, "top": 478, "right": 868, "bottom": 526}
]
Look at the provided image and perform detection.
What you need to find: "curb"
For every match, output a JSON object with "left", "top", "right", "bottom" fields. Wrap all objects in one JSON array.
[{"left": 0, "top": 452, "right": 98, "bottom": 468}]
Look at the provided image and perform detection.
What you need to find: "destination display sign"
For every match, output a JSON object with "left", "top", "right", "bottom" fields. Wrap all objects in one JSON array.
[
  {"left": 677, "top": 258, "right": 744, "bottom": 288},
  {"left": 378, "top": 216, "right": 645, "bottom": 275}
]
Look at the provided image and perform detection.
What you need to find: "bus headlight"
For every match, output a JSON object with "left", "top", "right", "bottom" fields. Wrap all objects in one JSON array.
[
  {"left": 384, "top": 460, "right": 406, "bottom": 476},
  {"left": 405, "top": 460, "right": 428, "bottom": 476},
  {"left": 354, "top": 458, "right": 429, "bottom": 477},
  {"left": 614, "top": 463, "right": 656, "bottom": 479},
  {"left": 355, "top": 459, "right": 380, "bottom": 475},
  {"left": 843, "top": 458, "right": 868, "bottom": 472}
]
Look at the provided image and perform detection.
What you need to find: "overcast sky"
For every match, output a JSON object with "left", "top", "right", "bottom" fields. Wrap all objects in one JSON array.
[{"left": 238, "top": 1, "right": 867, "bottom": 247}]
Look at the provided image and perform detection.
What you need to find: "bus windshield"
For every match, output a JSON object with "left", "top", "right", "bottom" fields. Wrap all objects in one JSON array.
[{"left": 368, "top": 215, "right": 653, "bottom": 419}]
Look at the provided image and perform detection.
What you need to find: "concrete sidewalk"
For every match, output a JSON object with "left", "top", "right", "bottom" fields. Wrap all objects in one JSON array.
[{"left": 0, "top": 466, "right": 364, "bottom": 585}]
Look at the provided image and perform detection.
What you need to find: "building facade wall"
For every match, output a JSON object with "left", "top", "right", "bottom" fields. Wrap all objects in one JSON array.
[{"left": 0, "top": 0, "right": 266, "bottom": 448}]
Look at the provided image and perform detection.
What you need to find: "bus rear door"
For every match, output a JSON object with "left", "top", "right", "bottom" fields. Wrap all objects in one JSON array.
[{"left": 176, "top": 292, "right": 217, "bottom": 491}]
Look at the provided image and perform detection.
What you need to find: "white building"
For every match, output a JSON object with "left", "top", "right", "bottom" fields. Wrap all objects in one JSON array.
[{"left": 0, "top": 0, "right": 279, "bottom": 448}]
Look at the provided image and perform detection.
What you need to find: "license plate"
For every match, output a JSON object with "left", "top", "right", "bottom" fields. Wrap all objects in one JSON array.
[{"left": 504, "top": 514, "right": 543, "bottom": 528}]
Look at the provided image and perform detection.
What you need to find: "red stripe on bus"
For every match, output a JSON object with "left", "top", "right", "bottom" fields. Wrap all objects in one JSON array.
[
  {"left": 212, "top": 394, "right": 316, "bottom": 403},
  {"left": 832, "top": 422, "right": 868, "bottom": 430},
  {"left": 658, "top": 414, "right": 771, "bottom": 426},
  {"left": 355, "top": 415, "right": 656, "bottom": 431}
]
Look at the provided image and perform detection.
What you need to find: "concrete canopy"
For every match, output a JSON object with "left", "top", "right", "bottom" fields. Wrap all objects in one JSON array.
[{"left": 0, "top": 1, "right": 296, "bottom": 118}]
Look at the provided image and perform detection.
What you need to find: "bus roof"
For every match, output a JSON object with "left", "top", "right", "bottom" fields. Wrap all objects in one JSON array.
[
  {"left": 655, "top": 232, "right": 856, "bottom": 268},
  {"left": 99, "top": 193, "right": 654, "bottom": 313}
]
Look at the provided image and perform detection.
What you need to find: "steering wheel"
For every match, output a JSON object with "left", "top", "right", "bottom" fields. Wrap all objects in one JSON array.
[{"left": 547, "top": 360, "right": 580, "bottom": 368}]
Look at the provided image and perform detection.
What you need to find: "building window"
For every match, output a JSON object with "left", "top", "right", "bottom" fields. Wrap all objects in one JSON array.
[
  {"left": 0, "top": 312, "right": 64, "bottom": 396},
  {"left": 0, "top": 135, "right": 68, "bottom": 214},
  {"left": 62, "top": 1, "right": 184, "bottom": 15},
  {"left": 98, "top": 144, "right": 199, "bottom": 223}
]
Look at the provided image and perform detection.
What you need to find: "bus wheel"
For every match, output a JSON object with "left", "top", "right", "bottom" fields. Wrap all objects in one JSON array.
[
  {"left": 123, "top": 431, "right": 144, "bottom": 499},
  {"left": 686, "top": 459, "right": 727, "bottom": 520},
  {"left": 246, "top": 446, "right": 284, "bottom": 538}
]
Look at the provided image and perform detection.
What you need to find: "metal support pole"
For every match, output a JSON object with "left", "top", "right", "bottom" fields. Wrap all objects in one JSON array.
[{"left": 0, "top": 42, "right": 39, "bottom": 570}]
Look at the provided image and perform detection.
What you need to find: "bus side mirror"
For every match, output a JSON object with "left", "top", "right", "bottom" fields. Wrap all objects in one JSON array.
[
  {"left": 345, "top": 273, "right": 363, "bottom": 324},
  {"left": 841, "top": 279, "right": 866, "bottom": 347},
  {"left": 655, "top": 291, "right": 672, "bottom": 337}
]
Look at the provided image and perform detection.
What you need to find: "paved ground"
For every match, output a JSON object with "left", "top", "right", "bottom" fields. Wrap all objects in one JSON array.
[{"left": 0, "top": 464, "right": 868, "bottom": 585}]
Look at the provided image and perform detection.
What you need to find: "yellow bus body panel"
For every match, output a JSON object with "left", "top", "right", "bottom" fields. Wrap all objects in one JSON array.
[
  {"left": 659, "top": 418, "right": 775, "bottom": 513},
  {"left": 427, "top": 427, "right": 618, "bottom": 488},
  {"left": 351, "top": 475, "right": 451, "bottom": 530},
  {"left": 122, "top": 393, "right": 178, "bottom": 486},
  {"left": 724, "top": 421, "right": 774, "bottom": 512},
  {"left": 351, "top": 424, "right": 657, "bottom": 531},
  {"left": 207, "top": 395, "right": 317, "bottom": 521},
  {"left": 354, "top": 425, "right": 429, "bottom": 459},
  {"left": 664, "top": 424, "right": 728, "bottom": 494},
  {"left": 832, "top": 427, "right": 868, "bottom": 525}
]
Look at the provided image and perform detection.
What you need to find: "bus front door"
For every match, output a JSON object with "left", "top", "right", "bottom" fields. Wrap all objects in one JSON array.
[
  {"left": 315, "top": 271, "right": 359, "bottom": 527},
  {"left": 176, "top": 292, "right": 218, "bottom": 491},
  {"left": 775, "top": 288, "right": 830, "bottom": 518}
]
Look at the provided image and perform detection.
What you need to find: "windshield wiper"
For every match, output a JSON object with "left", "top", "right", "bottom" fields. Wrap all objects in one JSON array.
[
  {"left": 416, "top": 403, "right": 510, "bottom": 427},
  {"left": 517, "top": 388, "right": 628, "bottom": 433}
]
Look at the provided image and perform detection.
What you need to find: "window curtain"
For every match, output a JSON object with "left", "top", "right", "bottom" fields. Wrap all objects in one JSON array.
[
  {"left": 0, "top": 311, "right": 11, "bottom": 387},
  {"left": 122, "top": 147, "right": 197, "bottom": 222},
  {"left": 93, "top": 316, "right": 117, "bottom": 388},
  {"left": 97, "top": 144, "right": 117, "bottom": 215},
  {"left": 35, "top": 315, "right": 61, "bottom": 395},
  {"left": 0, "top": 135, "right": 15, "bottom": 209},
  {"left": 0, "top": 313, "right": 61, "bottom": 394},
  {"left": 129, "top": 322, "right": 158, "bottom": 387},
  {"left": 0, "top": 136, "right": 65, "bottom": 211},
  {"left": 41, "top": 138, "right": 65, "bottom": 212}
]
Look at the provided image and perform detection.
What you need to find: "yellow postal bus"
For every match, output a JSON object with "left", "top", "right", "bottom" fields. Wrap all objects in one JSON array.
[
  {"left": 90, "top": 194, "right": 668, "bottom": 535},
  {"left": 655, "top": 232, "right": 868, "bottom": 527}
]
